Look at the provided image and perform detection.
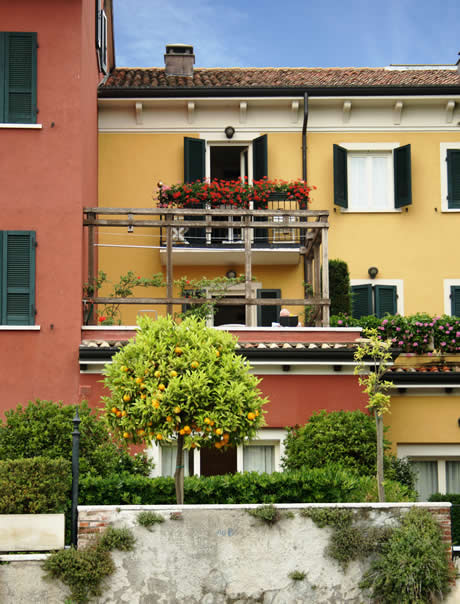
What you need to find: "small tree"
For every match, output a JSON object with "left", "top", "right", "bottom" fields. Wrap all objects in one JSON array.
[
  {"left": 354, "top": 329, "right": 394, "bottom": 502},
  {"left": 103, "top": 316, "right": 267, "bottom": 504},
  {"left": 329, "top": 259, "right": 351, "bottom": 316}
]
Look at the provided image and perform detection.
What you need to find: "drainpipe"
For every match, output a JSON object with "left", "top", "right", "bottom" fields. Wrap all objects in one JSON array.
[{"left": 301, "top": 92, "right": 310, "bottom": 321}]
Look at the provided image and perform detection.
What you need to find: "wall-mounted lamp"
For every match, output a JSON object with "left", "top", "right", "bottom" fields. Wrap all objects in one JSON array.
[
  {"left": 368, "top": 266, "right": 379, "bottom": 279},
  {"left": 225, "top": 126, "right": 235, "bottom": 139},
  {"left": 226, "top": 270, "right": 237, "bottom": 279}
]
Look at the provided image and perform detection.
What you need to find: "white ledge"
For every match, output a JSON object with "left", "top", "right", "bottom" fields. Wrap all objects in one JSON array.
[
  {"left": 0, "top": 123, "right": 42, "bottom": 129},
  {"left": 82, "top": 325, "right": 139, "bottom": 330},
  {"left": 0, "top": 325, "right": 40, "bottom": 331}
]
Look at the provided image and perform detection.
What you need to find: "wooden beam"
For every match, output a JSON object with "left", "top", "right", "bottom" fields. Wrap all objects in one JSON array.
[
  {"left": 244, "top": 214, "right": 254, "bottom": 326},
  {"left": 320, "top": 215, "right": 330, "bottom": 326},
  {"left": 84, "top": 207, "right": 329, "bottom": 218},
  {"left": 166, "top": 220, "right": 173, "bottom": 316},
  {"left": 92, "top": 296, "right": 330, "bottom": 306},
  {"left": 84, "top": 218, "right": 328, "bottom": 229}
]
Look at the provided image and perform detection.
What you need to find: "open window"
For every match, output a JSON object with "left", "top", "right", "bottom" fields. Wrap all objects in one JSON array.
[{"left": 334, "top": 143, "right": 412, "bottom": 210}]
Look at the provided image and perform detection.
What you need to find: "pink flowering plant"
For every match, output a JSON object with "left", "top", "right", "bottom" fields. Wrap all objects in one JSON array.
[
  {"left": 156, "top": 178, "right": 313, "bottom": 209},
  {"left": 331, "top": 312, "right": 460, "bottom": 355}
]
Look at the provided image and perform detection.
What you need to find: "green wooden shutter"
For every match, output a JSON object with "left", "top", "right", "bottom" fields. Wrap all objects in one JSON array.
[
  {"left": 257, "top": 289, "right": 281, "bottom": 326},
  {"left": 394, "top": 144, "right": 412, "bottom": 208},
  {"left": 184, "top": 137, "right": 205, "bottom": 183},
  {"left": 451, "top": 286, "right": 460, "bottom": 317},
  {"left": 333, "top": 144, "right": 348, "bottom": 208},
  {"left": 351, "top": 284, "right": 372, "bottom": 319},
  {"left": 375, "top": 285, "right": 397, "bottom": 318},
  {"left": 447, "top": 150, "right": 460, "bottom": 209},
  {"left": 253, "top": 135, "right": 269, "bottom": 243},
  {"left": 0, "top": 34, "right": 5, "bottom": 122},
  {"left": 253, "top": 134, "right": 268, "bottom": 181},
  {"left": 1, "top": 231, "right": 36, "bottom": 325},
  {"left": 5, "top": 32, "right": 37, "bottom": 124}
]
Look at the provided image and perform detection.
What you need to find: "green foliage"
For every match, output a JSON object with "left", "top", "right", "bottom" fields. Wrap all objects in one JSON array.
[
  {"left": 429, "top": 493, "right": 460, "bottom": 545},
  {"left": 360, "top": 507, "right": 453, "bottom": 603},
  {"left": 248, "top": 504, "right": 281, "bottom": 526},
  {"left": 301, "top": 507, "right": 353, "bottom": 529},
  {"left": 43, "top": 527, "right": 134, "bottom": 603},
  {"left": 331, "top": 312, "right": 460, "bottom": 355},
  {"left": 288, "top": 570, "right": 306, "bottom": 581},
  {"left": 136, "top": 510, "right": 165, "bottom": 528},
  {"left": 80, "top": 465, "right": 413, "bottom": 506},
  {"left": 282, "top": 410, "right": 385, "bottom": 475},
  {"left": 0, "top": 399, "right": 153, "bottom": 478},
  {"left": 329, "top": 259, "right": 351, "bottom": 316},
  {"left": 176, "top": 274, "right": 246, "bottom": 321},
  {"left": 0, "top": 456, "right": 71, "bottom": 514},
  {"left": 98, "top": 527, "right": 136, "bottom": 552},
  {"left": 328, "top": 524, "right": 393, "bottom": 570},
  {"left": 103, "top": 315, "right": 267, "bottom": 449},
  {"left": 385, "top": 456, "right": 418, "bottom": 491},
  {"left": 351, "top": 475, "right": 416, "bottom": 503}
]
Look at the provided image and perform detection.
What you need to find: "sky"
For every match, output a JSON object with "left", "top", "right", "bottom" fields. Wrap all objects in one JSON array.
[{"left": 113, "top": 0, "right": 460, "bottom": 69}]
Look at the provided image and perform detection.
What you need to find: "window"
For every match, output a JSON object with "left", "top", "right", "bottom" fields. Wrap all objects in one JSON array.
[
  {"left": 0, "top": 32, "right": 37, "bottom": 124},
  {"left": 243, "top": 445, "right": 275, "bottom": 473},
  {"left": 96, "top": 2, "right": 108, "bottom": 74},
  {"left": 0, "top": 231, "right": 36, "bottom": 325},
  {"left": 257, "top": 289, "right": 281, "bottom": 327},
  {"left": 443, "top": 280, "right": 460, "bottom": 316},
  {"left": 351, "top": 280, "right": 402, "bottom": 318},
  {"left": 334, "top": 143, "right": 412, "bottom": 211},
  {"left": 440, "top": 144, "right": 460, "bottom": 211}
]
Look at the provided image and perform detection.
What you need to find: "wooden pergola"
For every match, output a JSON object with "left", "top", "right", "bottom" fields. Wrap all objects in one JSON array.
[{"left": 84, "top": 206, "right": 330, "bottom": 326}]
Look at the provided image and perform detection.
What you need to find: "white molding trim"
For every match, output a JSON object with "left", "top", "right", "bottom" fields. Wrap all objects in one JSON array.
[
  {"left": 0, "top": 123, "right": 42, "bottom": 129},
  {"left": 393, "top": 101, "right": 403, "bottom": 125},
  {"left": 339, "top": 142, "right": 400, "bottom": 151},
  {"left": 0, "top": 325, "right": 40, "bottom": 330},
  {"left": 239, "top": 101, "right": 247, "bottom": 123},
  {"left": 99, "top": 125, "right": 460, "bottom": 134},
  {"left": 398, "top": 444, "right": 460, "bottom": 458},
  {"left": 351, "top": 278, "right": 404, "bottom": 315},
  {"left": 187, "top": 101, "right": 195, "bottom": 124},
  {"left": 440, "top": 142, "right": 460, "bottom": 212},
  {"left": 443, "top": 279, "right": 460, "bottom": 315},
  {"left": 445, "top": 100, "right": 456, "bottom": 123},
  {"left": 134, "top": 102, "right": 143, "bottom": 125},
  {"left": 342, "top": 101, "right": 352, "bottom": 123},
  {"left": 291, "top": 100, "right": 300, "bottom": 123}
]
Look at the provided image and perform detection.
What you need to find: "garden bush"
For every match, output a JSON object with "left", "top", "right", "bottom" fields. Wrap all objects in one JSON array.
[
  {"left": 360, "top": 507, "right": 453, "bottom": 603},
  {"left": 0, "top": 456, "right": 71, "bottom": 513},
  {"left": 329, "top": 259, "right": 351, "bottom": 316},
  {"left": 0, "top": 399, "right": 153, "bottom": 478},
  {"left": 80, "top": 465, "right": 413, "bottom": 506}
]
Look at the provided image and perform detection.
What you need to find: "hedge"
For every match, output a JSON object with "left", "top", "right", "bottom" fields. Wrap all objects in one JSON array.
[
  {"left": 0, "top": 456, "right": 71, "bottom": 514},
  {"left": 429, "top": 493, "right": 460, "bottom": 545},
  {"left": 80, "top": 465, "right": 414, "bottom": 506}
]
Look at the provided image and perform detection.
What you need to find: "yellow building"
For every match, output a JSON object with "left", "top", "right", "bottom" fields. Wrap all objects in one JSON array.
[{"left": 94, "top": 46, "right": 460, "bottom": 496}]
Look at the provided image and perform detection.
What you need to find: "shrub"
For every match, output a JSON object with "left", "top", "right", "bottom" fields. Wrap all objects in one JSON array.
[
  {"left": 137, "top": 511, "right": 165, "bottom": 528},
  {"left": 429, "top": 492, "right": 460, "bottom": 545},
  {"left": 43, "top": 527, "right": 135, "bottom": 603},
  {"left": 248, "top": 504, "right": 281, "bottom": 526},
  {"left": 0, "top": 457, "right": 71, "bottom": 514},
  {"left": 329, "top": 259, "right": 351, "bottom": 316},
  {"left": 281, "top": 410, "right": 388, "bottom": 476},
  {"left": 0, "top": 399, "right": 153, "bottom": 478},
  {"left": 80, "top": 465, "right": 413, "bottom": 506},
  {"left": 360, "top": 507, "right": 453, "bottom": 603}
]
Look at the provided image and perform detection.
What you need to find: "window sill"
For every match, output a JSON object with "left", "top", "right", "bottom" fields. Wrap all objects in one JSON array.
[
  {"left": 0, "top": 123, "right": 42, "bottom": 129},
  {"left": 441, "top": 208, "right": 460, "bottom": 213},
  {"left": 339, "top": 208, "right": 403, "bottom": 214},
  {"left": 0, "top": 325, "right": 40, "bottom": 330}
]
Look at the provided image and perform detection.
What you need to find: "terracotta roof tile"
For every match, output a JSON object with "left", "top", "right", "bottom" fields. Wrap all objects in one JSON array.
[{"left": 101, "top": 67, "right": 460, "bottom": 92}]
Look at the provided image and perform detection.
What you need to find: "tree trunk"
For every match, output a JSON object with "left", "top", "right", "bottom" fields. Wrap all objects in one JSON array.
[
  {"left": 174, "top": 435, "right": 185, "bottom": 505},
  {"left": 375, "top": 410, "right": 385, "bottom": 502}
]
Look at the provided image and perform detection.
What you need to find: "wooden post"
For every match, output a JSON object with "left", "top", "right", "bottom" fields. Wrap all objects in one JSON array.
[
  {"left": 244, "top": 214, "right": 253, "bottom": 326},
  {"left": 87, "top": 212, "right": 96, "bottom": 325},
  {"left": 321, "top": 219, "right": 329, "bottom": 326},
  {"left": 313, "top": 241, "right": 321, "bottom": 327},
  {"left": 166, "top": 220, "right": 173, "bottom": 317}
]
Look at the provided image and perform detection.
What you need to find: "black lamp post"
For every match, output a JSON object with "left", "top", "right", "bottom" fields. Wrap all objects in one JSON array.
[{"left": 71, "top": 408, "right": 81, "bottom": 548}]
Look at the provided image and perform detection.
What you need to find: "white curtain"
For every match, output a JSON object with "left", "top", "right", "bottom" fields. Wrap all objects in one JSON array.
[
  {"left": 446, "top": 461, "right": 460, "bottom": 493},
  {"left": 243, "top": 445, "right": 274, "bottom": 474},
  {"left": 411, "top": 461, "right": 438, "bottom": 501},
  {"left": 161, "top": 446, "right": 190, "bottom": 477}
]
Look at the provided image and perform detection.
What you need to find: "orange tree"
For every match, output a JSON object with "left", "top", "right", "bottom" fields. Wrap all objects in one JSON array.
[{"left": 102, "top": 315, "right": 267, "bottom": 503}]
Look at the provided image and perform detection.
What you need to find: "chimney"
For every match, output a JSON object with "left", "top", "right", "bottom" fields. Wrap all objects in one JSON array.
[{"left": 164, "top": 44, "right": 195, "bottom": 77}]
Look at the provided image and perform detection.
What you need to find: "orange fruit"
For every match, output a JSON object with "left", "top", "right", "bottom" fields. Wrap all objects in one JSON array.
[
  {"left": 215, "top": 350, "right": 220, "bottom": 357},
  {"left": 123, "top": 432, "right": 130, "bottom": 439},
  {"left": 137, "top": 429, "right": 145, "bottom": 436},
  {"left": 179, "top": 429, "right": 185, "bottom": 436},
  {"left": 140, "top": 383, "right": 146, "bottom": 390},
  {"left": 123, "top": 394, "right": 131, "bottom": 402},
  {"left": 158, "top": 384, "right": 166, "bottom": 391},
  {"left": 191, "top": 361, "right": 199, "bottom": 369},
  {"left": 140, "top": 393, "right": 146, "bottom": 400},
  {"left": 247, "top": 412, "right": 256, "bottom": 420},
  {"left": 135, "top": 377, "right": 143, "bottom": 384},
  {"left": 174, "top": 406, "right": 181, "bottom": 414},
  {"left": 214, "top": 442, "right": 222, "bottom": 449},
  {"left": 223, "top": 433, "right": 230, "bottom": 442},
  {"left": 204, "top": 417, "right": 211, "bottom": 425},
  {"left": 170, "top": 370, "right": 178, "bottom": 378},
  {"left": 191, "top": 443, "right": 197, "bottom": 448},
  {"left": 152, "top": 400, "right": 160, "bottom": 409},
  {"left": 111, "top": 407, "right": 118, "bottom": 414},
  {"left": 147, "top": 421, "right": 152, "bottom": 426},
  {"left": 210, "top": 420, "right": 215, "bottom": 427},
  {"left": 175, "top": 346, "right": 183, "bottom": 355},
  {"left": 166, "top": 415, "right": 172, "bottom": 422},
  {"left": 121, "top": 366, "right": 129, "bottom": 373},
  {"left": 183, "top": 425, "right": 192, "bottom": 434},
  {"left": 255, "top": 410, "right": 259, "bottom": 417},
  {"left": 215, "top": 428, "right": 223, "bottom": 436},
  {"left": 121, "top": 410, "right": 127, "bottom": 417},
  {"left": 156, "top": 433, "right": 163, "bottom": 440},
  {"left": 154, "top": 370, "right": 161, "bottom": 378},
  {"left": 116, "top": 411, "right": 122, "bottom": 417}
]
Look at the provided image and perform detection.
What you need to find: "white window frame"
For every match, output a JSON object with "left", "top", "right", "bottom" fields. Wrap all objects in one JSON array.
[
  {"left": 440, "top": 142, "right": 460, "bottom": 212},
  {"left": 444, "top": 279, "right": 460, "bottom": 315},
  {"left": 351, "top": 278, "right": 404, "bottom": 316},
  {"left": 398, "top": 444, "right": 460, "bottom": 495},
  {"left": 149, "top": 428, "right": 285, "bottom": 477},
  {"left": 339, "top": 142, "right": 402, "bottom": 213}
]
